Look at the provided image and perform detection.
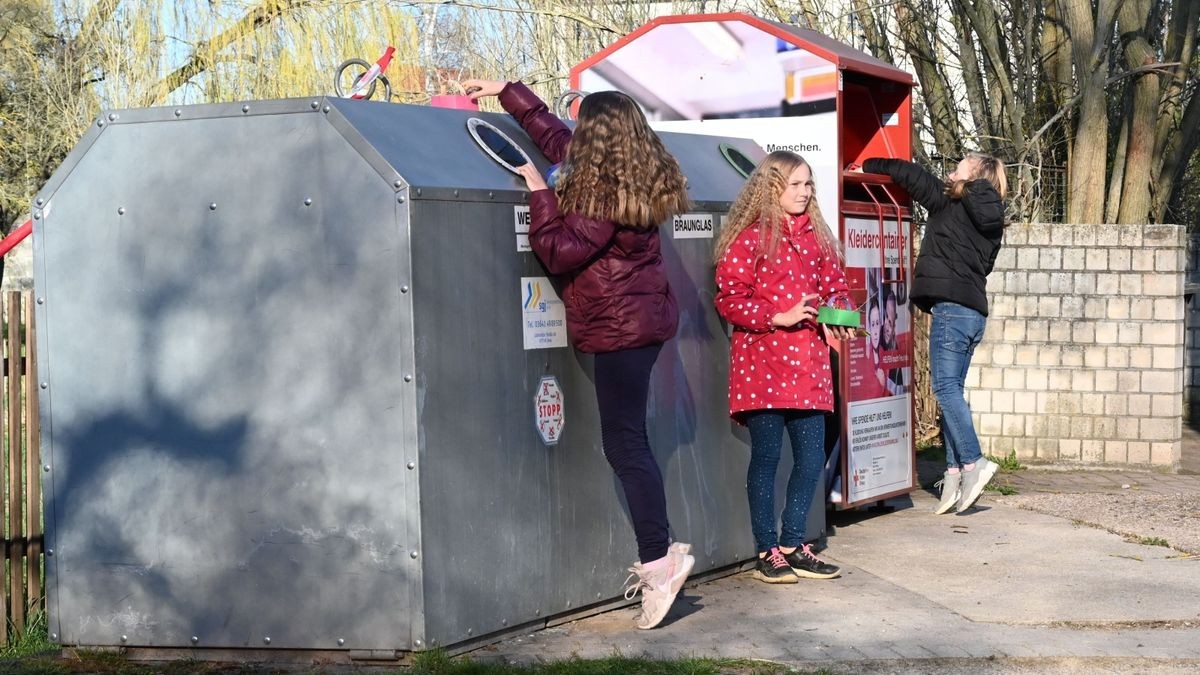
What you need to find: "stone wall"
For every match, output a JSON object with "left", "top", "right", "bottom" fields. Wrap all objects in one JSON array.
[{"left": 966, "top": 223, "right": 1185, "bottom": 469}]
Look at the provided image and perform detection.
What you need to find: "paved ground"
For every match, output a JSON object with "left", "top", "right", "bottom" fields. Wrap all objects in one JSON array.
[{"left": 477, "top": 440, "right": 1200, "bottom": 673}]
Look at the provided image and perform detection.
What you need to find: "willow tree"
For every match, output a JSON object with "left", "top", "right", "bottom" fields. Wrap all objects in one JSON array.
[{"left": 0, "top": 0, "right": 420, "bottom": 238}]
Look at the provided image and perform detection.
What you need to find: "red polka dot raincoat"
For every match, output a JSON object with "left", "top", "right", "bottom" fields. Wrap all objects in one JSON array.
[{"left": 714, "top": 214, "right": 850, "bottom": 422}]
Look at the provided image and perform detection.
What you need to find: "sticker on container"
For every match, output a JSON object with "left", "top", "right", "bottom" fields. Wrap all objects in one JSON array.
[
  {"left": 881, "top": 113, "right": 899, "bottom": 127},
  {"left": 672, "top": 213, "right": 713, "bottom": 239},
  {"left": 515, "top": 205, "right": 531, "bottom": 252},
  {"left": 534, "top": 375, "right": 565, "bottom": 446},
  {"left": 521, "top": 276, "right": 567, "bottom": 350}
]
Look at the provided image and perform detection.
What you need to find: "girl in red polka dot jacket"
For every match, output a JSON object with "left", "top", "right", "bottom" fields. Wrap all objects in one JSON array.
[{"left": 714, "top": 151, "right": 856, "bottom": 584}]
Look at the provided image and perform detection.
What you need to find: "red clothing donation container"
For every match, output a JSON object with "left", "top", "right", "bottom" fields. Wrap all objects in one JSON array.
[{"left": 571, "top": 12, "right": 919, "bottom": 510}]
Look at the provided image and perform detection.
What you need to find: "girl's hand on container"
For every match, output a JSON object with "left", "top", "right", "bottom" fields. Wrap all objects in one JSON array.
[
  {"left": 772, "top": 294, "right": 820, "bottom": 327},
  {"left": 462, "top": 79, "right": 507, "bottom": 100},
  {"left": 823, "top": 324, "right": 856, "bottom": 342},
  {"left": 515, "top": 163, "right": 548, "bottom": 192}
]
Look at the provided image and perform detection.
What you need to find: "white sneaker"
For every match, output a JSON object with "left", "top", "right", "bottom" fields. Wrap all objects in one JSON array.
[
  {"left": 957, "top": 458, "right": 999, "bottom": 512},
  {"left": 933, "top": 471, "right": 962, "bottom": 515},
  {"left": 623, "top": 551, "right": 692, "bottom": 630},
  {"left": 666, "top": 542, "right": 695, "bottom": 595}
]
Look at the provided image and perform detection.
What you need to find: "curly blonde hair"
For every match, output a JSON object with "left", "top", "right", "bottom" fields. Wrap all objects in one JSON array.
[
  {"left": 713, "top": 151, "right": 841, "bottom": 263},
  {"left": 556, "top": 91, "right": 690, "bottom": 229}
]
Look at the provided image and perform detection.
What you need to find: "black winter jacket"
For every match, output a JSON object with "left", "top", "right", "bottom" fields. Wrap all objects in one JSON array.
[{"left": 862, "top": 158, "right": 1006, "bottom": 316}]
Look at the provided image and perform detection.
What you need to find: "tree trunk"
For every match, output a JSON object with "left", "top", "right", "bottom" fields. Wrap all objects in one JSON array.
[
  {"left": 143, "top": 0, "right": 317, "bottom": 106},
  {"left": 950, "top": 8, "right": 993, "bottom": 146},
  {"left": 1058, "top": 0, "right": 1121, "bottom": 223},
  {"left": 1115, "top": 0, "right": 1162, "bottom": 223},
  {"left": 849, "top": 0, "right": 893, "bottom": 64},
  {"left": 895, "top": 0, "right": 961, "bottom": 157}
]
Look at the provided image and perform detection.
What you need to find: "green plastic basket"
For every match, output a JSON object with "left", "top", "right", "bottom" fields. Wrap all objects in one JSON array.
[{"left": 817, "top": 306, "right": 862, "bottom": 328}]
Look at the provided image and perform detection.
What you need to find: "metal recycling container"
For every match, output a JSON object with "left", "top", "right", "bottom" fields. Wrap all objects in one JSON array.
[{"left": 32, "top": 97, "right": 823, "bottom": 656}]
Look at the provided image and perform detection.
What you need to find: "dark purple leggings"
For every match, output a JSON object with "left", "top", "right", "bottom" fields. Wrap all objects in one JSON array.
[{"left": 594, "top": 343, "right": 669, "bottom": 563}]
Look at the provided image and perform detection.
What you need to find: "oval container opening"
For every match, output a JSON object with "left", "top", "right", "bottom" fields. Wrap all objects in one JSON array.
[
  {"left": 719, "top": 143, "right": 758, "bottom": 179},
  {"left": 468, "top": 118, "right": 533, "bottom": 173}
]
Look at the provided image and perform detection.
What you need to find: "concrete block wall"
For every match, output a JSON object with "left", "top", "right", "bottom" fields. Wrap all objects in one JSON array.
[{"left": 966, "top": 223, "right": 1185, "bottom": 468}]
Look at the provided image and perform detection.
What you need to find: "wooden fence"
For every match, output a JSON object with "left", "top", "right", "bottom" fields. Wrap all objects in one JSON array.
[{"left": 1, "top": 291, "right": 42, "bottom": 644}]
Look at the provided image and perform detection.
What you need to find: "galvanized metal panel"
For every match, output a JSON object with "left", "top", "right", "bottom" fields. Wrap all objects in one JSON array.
[
  {"left": 36, "top": 111, "right": 416, "bottom": 650},
  {"left": 409, "top": 198, "right": 822, "bottom": 646},
  {"left": 326, "top": 98, "right": 760, "bottom": 205},
  {"left": 36, "top": 98, "right": 820, "bottom": 653},
  {"left": 328, "top": 99, "right": 541, "bottom": 195}
]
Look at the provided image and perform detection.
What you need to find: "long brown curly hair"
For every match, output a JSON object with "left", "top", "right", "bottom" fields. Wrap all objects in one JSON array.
[
  {"left": 556, "top": 91, "right": 690, "bottom": 229},
  {"left": 713, "top": 151, "right": 841, "bottom": 263}
]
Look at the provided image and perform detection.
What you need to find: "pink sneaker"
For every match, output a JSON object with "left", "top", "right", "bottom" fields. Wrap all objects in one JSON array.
[{"left": 623, "top": 549, "right": 693, "bottom": 630}]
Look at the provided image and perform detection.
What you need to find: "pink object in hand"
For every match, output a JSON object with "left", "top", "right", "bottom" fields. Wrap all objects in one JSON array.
[{"left": 430, "top": 95, "right": 479, "bottom": 110}]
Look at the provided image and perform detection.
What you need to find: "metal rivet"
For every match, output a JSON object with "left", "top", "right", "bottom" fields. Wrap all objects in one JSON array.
[
  {"left": 108, "top": 113, "right": 118, "bottom": 121},
  {"left": 304, "top": 198, "right": 312, "bottom": 206},
  {"left": 50, "top": 633, "right": 58, "bottom": 641},
  {"left": 46, "top": 549, "right": 53, "bottom": 556},
  {"left": 120, "top": 635, "right": 127, "bottom": 643},
  {"left": 410, "top": 551, "right": 419, "bottom": 559},
  {"left": 118, "top": 207, "right": 125, "bottom": 215},
  {"left": 488, "top": 192, "right": 495, "bottom": 199},
  {"left": 97, "top": 120, "right": 105, "bottom": 128},
  {"left": 467, "top": 628, "right": 473, "bottom": 636},
  {"left": 535, "top": 609, "right": 541, "bottom": 616},
  {"left": 36, "top": 198, "right": 43, "bottom": 206},
  {"left": 414, "top": 639, "right": 423, "bottom": 648},
  {"left": 263, "top": 637, "right": 271, "bottom": 645},
  {"left": 174, "top": 109, "right": 182, "bottom": 117},
  {"left": 400, "top": 285, "right": 409, "bottom": 293},
  {"left": 501, "top": 620, "right": 507, "bottom": 626},
  {"left": 566, "top": 601, "right": 572, "bottom": 608},
  {"left": 40, "top": 382, "right": 47, "bottom": 389},
  {"left": 596, "top": 592, "right": 601, "bottom": 598},
  {"left": 191, "top": 636, "right": 199, "bottom": 644},
  {"left": 241, "top": 105, "right": 250, "bottom": 113},
  {"left": 416, "top": 188, "right": 422, "bottom": 196},
  {"left": 33, "top": 213, "right": 40, "bottom": 220},
  {"left": 406, "top": 462, "right": 415, "bottom": 470},
  {"left": 337, "top": 638, "right": 345, "bottom": 646},
  {"left": 397, "top": 196, "right": 406, "bottom": 204},
  {"left": 311, "top": 101, "right": 320, "bottom": 110},
  {"left": 393, "top": 180, "right": 403, "bottom": 189},
  {"left": 37, "top": 297, "right": 44, "bottom": 305},
  {"left": 403, "top": 374, "right": 413, "bottom": 382},
  {"left": 209, "top": 203, "right": 217, "bottom": 210},
  {"left": 322, "top": 105, "right": 331, "bottom": 113},
  {"left": 453, "top": 190, "right": 459, "bottom": 197},
  {"left": 43, "top": 465, "right": 50, "bottom": 472}
]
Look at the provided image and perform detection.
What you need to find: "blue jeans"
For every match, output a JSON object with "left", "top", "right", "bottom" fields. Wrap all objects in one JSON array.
[
  {"left": 744, "top": 410, "right": 825, "bottom": 553},
  {"left": 929, "top": 302, "right": 987, "bottom": 468}
]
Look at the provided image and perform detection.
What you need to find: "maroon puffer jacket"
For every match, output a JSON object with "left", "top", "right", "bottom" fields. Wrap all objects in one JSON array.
[{"left": 499, "top": 82, "right": 679, "bottom": 354}]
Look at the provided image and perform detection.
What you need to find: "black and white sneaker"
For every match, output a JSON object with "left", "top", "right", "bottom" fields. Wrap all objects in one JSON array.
[
  {"left": 783, "top": 543, "right": 841, "bottom": 579},
  {"left": 753, "top": 547, "right": 798, "bottom": 584}
]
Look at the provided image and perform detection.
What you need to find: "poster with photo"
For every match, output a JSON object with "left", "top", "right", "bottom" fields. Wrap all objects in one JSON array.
[
  {"left": 843, "top": 216, "right": 912, "bottom": 404},
  {"left": 840, "top": 212, "right": 915, "bottom": 504}
]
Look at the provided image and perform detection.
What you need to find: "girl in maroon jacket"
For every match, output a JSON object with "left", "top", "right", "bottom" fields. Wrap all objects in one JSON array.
[
  {"left": 465, "top": 79, "right": 693, "bottom": 629},
  {"left": 714, "top": 151, "right": 855, "bottom": 584}
]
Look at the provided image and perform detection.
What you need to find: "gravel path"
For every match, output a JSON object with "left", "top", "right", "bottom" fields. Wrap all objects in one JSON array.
[{"left": 995, "top": 491, "right": 1200, "bottom": 555}]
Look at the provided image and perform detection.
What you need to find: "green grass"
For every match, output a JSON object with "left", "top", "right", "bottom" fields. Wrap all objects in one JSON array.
[
  {"left": 984, "top": 482, "right": 1018, "bottom": 495},
  {"left": 411, "top": 652, "right": 826, "bottom": 674},
  {"left": 1129, "top": 536, "right": 1170, "bottom": 548},
  {"left": 0, "top": 651, "right": 834, "bottom": 675},
  {"left": 0, "top": 611, "right": 56, "bottom": 660},
  {"left": 986, "top": 451, "right": 1024, "bottom": 472}
]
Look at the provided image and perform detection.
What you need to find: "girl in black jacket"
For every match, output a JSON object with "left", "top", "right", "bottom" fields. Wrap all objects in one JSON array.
[{"left": 857, "top": 154, "right": 1007, "bottom": 515}]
